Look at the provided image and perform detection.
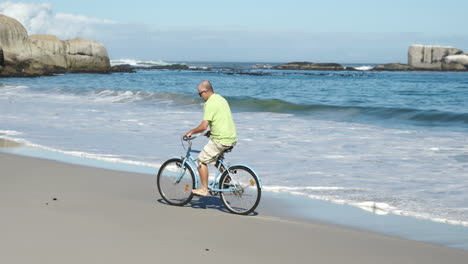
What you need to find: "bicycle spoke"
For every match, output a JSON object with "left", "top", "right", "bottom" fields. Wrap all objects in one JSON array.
[
  {"left": 220, "top": 165, "right": 261, "bottom": 215},
  {"left": 157, "top": 158, "right": 194, "bottom": 206}
]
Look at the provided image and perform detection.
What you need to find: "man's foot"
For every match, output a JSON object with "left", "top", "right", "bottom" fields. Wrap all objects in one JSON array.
[{"left": 192, "top": 188, "right": 209, "bottom": 196}]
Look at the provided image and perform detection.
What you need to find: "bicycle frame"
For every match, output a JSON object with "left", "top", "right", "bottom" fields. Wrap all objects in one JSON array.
[{"left": 174, "top": 137, "right": 262, "bottom": 193}]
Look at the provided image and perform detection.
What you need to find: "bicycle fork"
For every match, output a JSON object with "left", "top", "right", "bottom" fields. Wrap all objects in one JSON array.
[{"left": 174, "top": 159, "right": 189, "bottom": 184}]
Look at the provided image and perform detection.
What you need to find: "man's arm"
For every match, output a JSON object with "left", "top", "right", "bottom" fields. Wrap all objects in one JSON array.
[{"left": 185, "top": 120, "right": 209, "bottom": 138}]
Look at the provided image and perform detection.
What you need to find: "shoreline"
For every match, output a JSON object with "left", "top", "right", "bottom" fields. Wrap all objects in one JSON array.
[
  {"left": 2, "top": 152, "right": 468, "bottom": 263},
  {"left": 1, "top": 137, "right": 468, "bottom": 252}
]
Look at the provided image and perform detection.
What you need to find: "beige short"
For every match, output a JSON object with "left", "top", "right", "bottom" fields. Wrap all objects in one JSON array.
[{"left": 198, "top": 139, "right": 235, "bottom": 165}]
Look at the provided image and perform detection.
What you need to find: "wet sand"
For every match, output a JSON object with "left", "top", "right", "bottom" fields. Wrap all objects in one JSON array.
[
  {"left": 0, "top": 137, "right": 22, "bottom": 148},
  {"left": 1, "top": 152, "right": 467, "bottom": 263}
]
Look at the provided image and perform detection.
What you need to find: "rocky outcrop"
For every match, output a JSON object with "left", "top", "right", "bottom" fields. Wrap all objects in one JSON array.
[
  {"left": 28, "top": 34, "right": 68, "bottom": 69},
  {"left": 110, "top": 64, "right": 136, "bottom": 73},
  {"left": 372, "top": 63, "right": 412, "bottom": 71},
  {"left": 63, "top": 38, "right": 111, "bottom": 72},
  {"left": 408, "top": 45, "right": 467, "bottom": 71},
  {"left": 0, "top": 46, "right": 4, "bottom": 67},
  {"left": 0, "top": 14, "right": 110, "bottom": 77},
  {"left": 273, "top": 62, "right": 352, "bottom": 71},
  {"left": 134, "top": 63, "right": 189, "bottom": 70},
  {"left": 442, "top": 54, "right": 468, "bottom": 71}
]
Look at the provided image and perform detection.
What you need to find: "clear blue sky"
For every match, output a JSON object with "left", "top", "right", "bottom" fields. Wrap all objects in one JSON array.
[
  {"left": 29, "top": 0, "right": 467, "bottom": 32},
  {"left": 4, "top": 1, "right": 468, "bottom": 62}
]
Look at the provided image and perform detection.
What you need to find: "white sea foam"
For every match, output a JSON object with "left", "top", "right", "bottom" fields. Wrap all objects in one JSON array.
[
  {"left": 110, "top": 58, "right": 173, "bottom": 67},
  {"left": 0, "top": 130, "right": 23, "bottom": 136},
  {"left": 355, "top": 65, "right": 374, "bottom": 71},
  {"left": 0, "top": 136, "right": 161, "bottom": 169},
  {"left": 189, "top": 66, "right": 209, "bottom": 70},
  {"left": 353, "top": 201, "right": 393, "bottom": 215},
  {"left": 263, "top": 186, "right": 347, "bottom": 191},
  {"left": 262, "top": 185, "right": 468, "bottom": 226}
]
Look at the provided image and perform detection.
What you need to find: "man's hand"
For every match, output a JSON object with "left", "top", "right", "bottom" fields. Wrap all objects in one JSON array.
[{"left": 185, "top": 120, "right": 209, "bottom": 140}]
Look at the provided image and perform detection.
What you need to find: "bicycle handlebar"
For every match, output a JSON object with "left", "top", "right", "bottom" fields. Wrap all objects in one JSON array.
[
  {"left": 183, "top": 131, "right": 210, "bottom": 141},
  {"left": 182, "top": 134, "right": 200, "bottom": 141}
]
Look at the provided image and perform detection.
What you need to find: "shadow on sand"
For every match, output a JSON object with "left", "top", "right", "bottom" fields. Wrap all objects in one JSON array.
[{"left": 156, "top": 197, "right": 258, "bottom": 216}]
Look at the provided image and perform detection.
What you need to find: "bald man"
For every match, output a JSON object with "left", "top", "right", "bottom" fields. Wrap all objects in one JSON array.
[{"left": 185, "top": 81, "right": 237, "bottom": 196}]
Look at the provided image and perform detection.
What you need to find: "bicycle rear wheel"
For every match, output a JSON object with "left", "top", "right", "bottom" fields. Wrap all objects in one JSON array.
[
  {"left": 219, "top": 165, "right": 261, "bottom": 215},
  {"left": 157, "top": 158, "right": 195, "bottom": 206}
]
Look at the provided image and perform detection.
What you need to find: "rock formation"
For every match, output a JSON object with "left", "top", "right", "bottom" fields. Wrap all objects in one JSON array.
[
  {"left": 273, "top": 62, "right": 351, "bottom": 71},
  {"left": 0, "top": 14, "right": 110, "bottom": 77},
  {"left": 408, "top": 45, "right": 467, "bottom": 71},
  {"left": 442, "top": 54, "right": 468, "bottom": 71},
  {"left": 110, "top": 64, "right": 136, "bottom": 73},
  {"left": 0, "top": 46, "right": 4, "bottom": 66},
  {"left": 372, "top": 63, "right": 412, "bottom": 71}
]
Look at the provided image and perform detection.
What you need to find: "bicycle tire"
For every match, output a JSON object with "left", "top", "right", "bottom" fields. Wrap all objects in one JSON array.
[
  {"left": 157, "top": 158, "right": 195, "bottom": 206},
  {"left": 219, "top": 165, "right": 261, "bottom": 215}
]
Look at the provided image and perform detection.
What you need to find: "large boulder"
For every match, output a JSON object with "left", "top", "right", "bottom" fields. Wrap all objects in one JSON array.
[
  {"left": 29, "top": 34, "right": 68, "bottom": 69},
  {"left": 64, "top": 38, "right": 110, "bottom": 72},
  {"left": 0, "top": 14, "right": 110, "bottom": 77},
  {"left": 29, "top": 35, "right": 110, "bottom": 73},
  {"left": 408, "top": 45, "right": 464, "bottom": 70},
  {"left": 0, "top": 14, "right": 33, "bottom": 62},
  {"left": 443, "top": 54, "right": 468, "bottom": 71}
]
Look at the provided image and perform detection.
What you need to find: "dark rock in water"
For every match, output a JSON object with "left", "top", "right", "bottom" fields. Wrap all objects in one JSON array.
[
  {"left": 0, "top": 47, "right": 4, "bottom": 66},
  {"left": 110, "top": 63, "right": 211, "bottom": 73},
  {"left": 135, "top": 63, "right": 189, "bottom": 70},
  {"left": 110, "top": 64, "right": 136, "bottom": 73},
  {"left": 372, "top": 63, "right": 412, "bottom": 71},
  {"left": 273, "top": 62, "right": 346, "bottom": 71},
  {"left": 343, "top": 66, "right": 358, "bottom": 71},
  {"left": 224, "top": 71, "right": 272, "bottom": 76},
  {"left": 1, "top": 59, "right": 66, "bottom": 77}
]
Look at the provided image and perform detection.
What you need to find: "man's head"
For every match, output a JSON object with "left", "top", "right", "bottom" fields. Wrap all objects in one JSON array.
[{"left": 197, "top": 80, "right": 214, "bottom": 101}]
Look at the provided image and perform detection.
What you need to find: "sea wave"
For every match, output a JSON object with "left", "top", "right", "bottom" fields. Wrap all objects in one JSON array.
[
  {"left": 84, "top": 89, "right": 468, "bottom": 127},
  {"left": 227, "top": 97, "right": 468, "bottom": 126},
  {"left": 263, "top": 185, "right": 468, "bottom": 226},
  {"left": 8, "top": 84, "right": 468, "bottom": 127}
]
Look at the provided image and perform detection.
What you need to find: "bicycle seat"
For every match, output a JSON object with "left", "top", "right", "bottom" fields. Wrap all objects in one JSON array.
[
  {"left": 224, "top": 146, "right": 234, "bottom": 153},
  {"left": 217, "top": 146, "right": 234, "bottom": 162}
]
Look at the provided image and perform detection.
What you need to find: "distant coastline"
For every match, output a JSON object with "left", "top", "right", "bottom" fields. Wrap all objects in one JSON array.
[
  {"left": 2, "top": 12, "right": 467, "bottom": 78},
  {"left": 107, "top": 44, "right": 468, "bottom": 74}
]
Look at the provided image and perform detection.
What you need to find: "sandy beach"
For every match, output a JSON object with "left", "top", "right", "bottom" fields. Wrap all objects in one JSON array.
[{"left": 1, "top": 151, "right": 468, "bottom": 264}]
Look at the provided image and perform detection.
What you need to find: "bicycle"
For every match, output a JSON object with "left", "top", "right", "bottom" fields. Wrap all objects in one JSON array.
[{"left": 157, "top": 134, "right": 262, "bottom": 215}]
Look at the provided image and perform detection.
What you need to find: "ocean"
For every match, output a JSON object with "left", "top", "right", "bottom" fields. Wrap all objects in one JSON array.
[{"left": 1, "top": 60, "right": 468, "bottom": 227}]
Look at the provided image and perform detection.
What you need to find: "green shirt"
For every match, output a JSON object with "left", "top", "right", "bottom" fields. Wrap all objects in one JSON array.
[{"left": 203, "top": 93, "right": 237, "bottom": 145}]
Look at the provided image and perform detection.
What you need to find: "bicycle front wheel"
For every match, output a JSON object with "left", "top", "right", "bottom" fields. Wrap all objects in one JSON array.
[
  {"left": 219, "top": 165, "right": 261, "bottom": 215},
  {"left": 157, "top": 158, "right": 195, "bottom": 206}
]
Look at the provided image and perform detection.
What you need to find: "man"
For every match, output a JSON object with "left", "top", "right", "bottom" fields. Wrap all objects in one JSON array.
[{"left": 185, "top": 81, "right": 237, "bottom": 196}]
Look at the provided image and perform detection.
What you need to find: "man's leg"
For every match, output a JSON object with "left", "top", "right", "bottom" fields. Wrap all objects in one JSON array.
[{"left": 196, "top": 162, "right": 209, "bottom": 196}]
